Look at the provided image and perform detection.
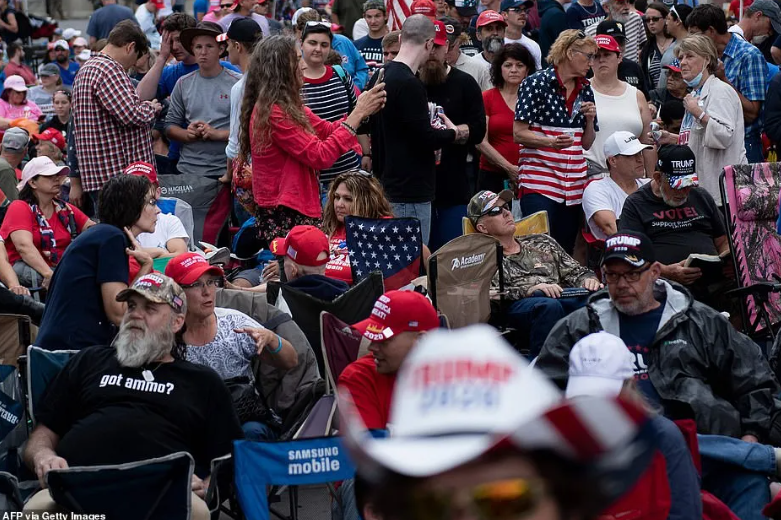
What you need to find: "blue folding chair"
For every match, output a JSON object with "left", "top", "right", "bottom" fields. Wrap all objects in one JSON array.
[
  {"left": 46, "top": 452, "right": 194, "bottom": 520},
  {"left": 25, "top": 346, "right": 78, "bottom": 427}
]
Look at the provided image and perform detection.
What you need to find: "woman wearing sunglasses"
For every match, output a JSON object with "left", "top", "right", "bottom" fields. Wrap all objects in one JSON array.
[
  {"left": 640, "top": 3, "right": 674, "bottom": 90},
  {"left": 202, "top": 0, "right": 233, "bottom": 22}
]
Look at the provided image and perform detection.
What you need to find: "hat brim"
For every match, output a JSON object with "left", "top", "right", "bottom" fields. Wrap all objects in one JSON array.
[
  {"left": 614, "top": 140, "right": 653, "bottom": 156},
  {"left": 116, "top": 286, "right": 172, "bottom": 306},
  {"left": 663, "top": 64, "right": 681, "bottom": 73},
  {"left": 176, "top": 262, "right": 224, "bottom": 286},
  {"left": 600, "top": 251, "right": 647, "bottom": 268},
  {"left": 667, "top": 173, "right": 699, "bottom": 189},
  {"left": 4, "top": 85, "right": 27, "bottom": 93},
  {"left": 180, "top": 27, "right": 224, "bottom": 54},
  {"left": 565, "top": 375, "right": 624, "bottom": 399},
  {"left": 771, "top": 18, "right": 781, "bottom": 34},
  {"left": 352, "top": 317, "right": 393, "bottom": 342}
]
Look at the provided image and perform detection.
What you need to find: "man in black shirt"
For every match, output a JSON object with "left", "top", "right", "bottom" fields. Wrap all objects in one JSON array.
[
  {"left": 23, "top": 273, "right": 242, "bottom": 519},
  {"left": 371, "top": 14, "right": 461, "bottom": 245},
  {"left": 423, "top": 20, "right": 486, "bottom": 250},
  {"left": 619, "top": 144, "right": 730, "bottom": 299}
]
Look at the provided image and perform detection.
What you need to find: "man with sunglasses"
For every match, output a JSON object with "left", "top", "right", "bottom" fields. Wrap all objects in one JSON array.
[
  {"left": 501, "top": 0, "right": 542, "bottom": 69},
  {"left": 467, "top": 189, "right": 600, "bottom": 357}
]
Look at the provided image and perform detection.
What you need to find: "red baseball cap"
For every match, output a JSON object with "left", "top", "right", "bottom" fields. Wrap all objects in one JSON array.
[
  {"left": 410, "top": 0, "right": 436, "bottom": 19},
  {"left": 270, "top": 225, "right": 330, "bottom": 267},
  {"left": 433, "top": 20, "right": 448, "bottom": 46},
  {"left": 33, "top": 128, "right": 65, "bottom": 151},
  {"left": 165, "top": 252, "right": 224, "bottom": 286},
  {"left": 595, "top": 34, "right": 620, "bottom": 53},
  {"left": 352, "top": 290, "right": 439, "bottom": 342},
  {"left": 124, "top": 161, "right": 158, "bottom": 186},
  {"left": 476, "top": 9, "right": 507, "bottom": 27}
]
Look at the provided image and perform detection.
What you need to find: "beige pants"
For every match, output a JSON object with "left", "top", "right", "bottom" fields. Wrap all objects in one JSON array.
[{"left": 24, "top": 488, "right": 211, "bottom": 520}]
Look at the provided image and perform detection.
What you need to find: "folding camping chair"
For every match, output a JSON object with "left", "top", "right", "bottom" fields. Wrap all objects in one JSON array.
[
  {"left": 427, "top": 234, "right": 502, "bottom": 329},
  {"left": 0, "top": 315, "right": 34, "bottom": 367},
  {"left": 24, "top": 345, "right": 78, "bottom": 428},
  {"left": 46, "top": 452, "right": 195, "bottom": 520},
  {"left": 462, "top": 210, "right": 550, "bottom": 236},
  {"left": 267, "top": 272, "right": 384, "bottom": 375},
  {"left": 319, "top": 312, "right": 366, "bottom": 394},
  {"left": 719, "top": 164, "right": 781, "bottom": 341}
]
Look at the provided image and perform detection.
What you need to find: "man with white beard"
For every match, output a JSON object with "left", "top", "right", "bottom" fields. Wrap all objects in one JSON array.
[
  {"left": 585, "top": 0, "right": 646, "bottom": 63},
  {"left": 23, "top": 273, "right": 242, "bottom": 519},
  {"left": 468, "top": 10, "right": 507, "bottom": 90}
]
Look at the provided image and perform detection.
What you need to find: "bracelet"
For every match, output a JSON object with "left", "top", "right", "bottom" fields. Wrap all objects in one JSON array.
[
  {"left": 341, "top": 121, "right": 358, "bottom": 136},
  {"left": 268, "top": 334, "right": 283, "bottom": 354},
  {"left": 362, "top": 153, "right": 372, "bottom": 158},
  {"left": 697, "top": 111, "right": 706, "bottom": 122}
]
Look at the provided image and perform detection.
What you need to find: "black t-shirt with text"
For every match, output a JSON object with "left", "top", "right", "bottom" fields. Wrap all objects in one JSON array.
[
  {"left": 36, "top": 345, "right": 243, "bottom": 476},
  {"left": 619, "top": 182, "right": 727, "bottom": 265}
]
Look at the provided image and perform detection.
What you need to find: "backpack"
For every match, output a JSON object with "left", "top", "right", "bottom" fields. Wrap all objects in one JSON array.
[{"left": 332, "top": 64, "right": 356, "bottom": 112}]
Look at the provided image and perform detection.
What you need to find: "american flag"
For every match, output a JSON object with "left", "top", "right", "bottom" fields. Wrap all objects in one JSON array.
[
  {"left": 386, "top": 0, "right": 412, "bottom": 30},
  {"left": 344, "top": 216, "right": 422, "bottom": 291}
]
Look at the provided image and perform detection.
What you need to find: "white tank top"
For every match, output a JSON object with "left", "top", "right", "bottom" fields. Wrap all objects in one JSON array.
[{"left": 585, "top": 83, "right": 643, "bottom": 170}]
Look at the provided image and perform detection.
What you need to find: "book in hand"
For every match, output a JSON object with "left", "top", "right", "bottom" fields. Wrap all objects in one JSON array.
[{"left": 683, "top": 251, "right": 730, "bottom": 280}]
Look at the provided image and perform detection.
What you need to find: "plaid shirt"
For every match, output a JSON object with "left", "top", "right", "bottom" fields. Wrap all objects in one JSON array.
[
  {"left": 723, "top": 33, "right": 767, "bottom": 137},
  {"left": 72, "top": 53, "right": 156, "bottom": 192}
]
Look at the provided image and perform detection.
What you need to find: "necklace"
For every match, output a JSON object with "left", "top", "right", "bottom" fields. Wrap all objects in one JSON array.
[
  {"left": 656, "top": 36, "right": 672, "bottom": 53},
  {"left": 578, "top": 0, "right": 598, "bottom": 13},
  {"left": 142, "top": 361, "right": 165, "bottom": 382}
]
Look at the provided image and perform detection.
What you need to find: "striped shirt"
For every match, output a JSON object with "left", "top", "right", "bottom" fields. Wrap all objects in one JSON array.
[
  {"left": 515, "top": 67, "right": 599, "bottom": 206},
  {"left": 301, "top": 66, "right": 361, "bottom": 185},
  {"left": 586, "top": 12, "right": 646, "bottom": 63}
]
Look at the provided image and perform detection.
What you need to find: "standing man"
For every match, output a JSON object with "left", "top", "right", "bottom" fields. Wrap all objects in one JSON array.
[
  {"left": 423, "top": 20, "right": 486, "bottom": 250},
  {"left": 728, "top": 0, "right": 781, "bottom": 42},
  {"left": 585, "top": 0, "right": 646, "bottom": 63},
  {"left": 218, "top": 0, "right": 270, "bottom": 37},
  {"left": 135, "top": 0, "right": 165, "bottom": 50},
  {"left": 71, "top": 21, "right": 160, "bottom": 210},
  {"left": 86, "top": 0, "right": 137, "bottom": 44},
  {"left": 354, "top": 0, "right": 390, "bottom": 76},
  {"left": 566, "top": 0, "right": 606, "bottom": 29},
  {"left": 331, "top": 0, "right": 363, "bottom": 38},
  {"left": 501, "top": 0, "right": 542, "bottom": 70},
  {"left": 469, "top": 10, "right": 506, "bottom": 90},
  {"left": 538, "top": 0, "right": 569, "bottom": 60},
  {"left": 371, "top": 14, "right": 461, "bottom": 245},
  {"left": 165, "top": 22, "right": 241, "bottom": 178},
  {"left": 51, "top": 40, "right": 80, "bottom": 87}
]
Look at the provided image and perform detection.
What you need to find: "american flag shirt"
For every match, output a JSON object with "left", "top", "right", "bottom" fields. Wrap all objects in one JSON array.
[
  {"left": 72, "top": 54, "right": 156, "bottom": 193},
  {"left": 515, "top": 67, "right": 598, "bottom": 206}
]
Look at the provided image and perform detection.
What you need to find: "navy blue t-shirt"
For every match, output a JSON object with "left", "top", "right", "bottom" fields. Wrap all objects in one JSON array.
[
  {"left": 36, "top": 224, "right": 130, "bottom": 351},
  {"left": 618, "top": 300, "right": 665, "bottom": 405},
  {"left": 86, "top": 4, "right": 137, "bottom": 40}
]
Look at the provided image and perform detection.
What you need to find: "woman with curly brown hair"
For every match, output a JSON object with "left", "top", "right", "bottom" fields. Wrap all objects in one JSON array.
[{"left": 238, "top": 35, "right": 386, "bottom": 245}]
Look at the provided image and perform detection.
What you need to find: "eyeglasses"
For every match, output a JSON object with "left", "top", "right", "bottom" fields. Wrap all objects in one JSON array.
[
  {"left": 645, "top": 15, "right": 663, "bottom": 22},
  {"left": 409, "top": 478, "right": 545, "bottom": 520},
  {"left": 482, "top": 202, "right": 511, "bottom": 217},
  {"left": 603, "top": 264, "right": 651, "bottom": 284},
  {"left": 573, "top": 49, "right": 597, "bottom": 61},
  {"left": 181, "top": 277, "right": 224, "bottom": 290}
]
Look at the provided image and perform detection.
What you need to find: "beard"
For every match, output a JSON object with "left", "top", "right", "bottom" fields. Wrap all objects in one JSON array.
[
  {"left": 419, "top": 59, "right": 448, "bottom": 86},
  {"left": 55, "top": 54, "right": 68, "bottom": 64},
  {"left": 608, "top": 4, "right": 629, "bottom": 23},
  {"left": 113, "top": 317, "right": 175, "bottom": 368},
  {"left": 661, "top": 190, "right": 687, "bottom": 207},
  {"left": 483, "top": 35, "right": 504, "bottom": 54},
  {"left": 612, "top": 289, "right": 654, "bottom": 316}
]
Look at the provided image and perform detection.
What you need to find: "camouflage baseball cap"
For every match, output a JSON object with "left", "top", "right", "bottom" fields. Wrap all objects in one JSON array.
[
  {"left": 467, "top": 189, "right": 514, "bottom": 225},
  {"left": 116, "top": 273, "right": 186, "bottom": 314}
]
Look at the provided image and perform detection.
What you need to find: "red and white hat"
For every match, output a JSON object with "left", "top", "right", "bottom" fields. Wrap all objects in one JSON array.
[
  {"left": 124, "top": 161, "right": 158, "bottom": 186},
  {"left": 410, "top": 0, "right": 436, "bottom": 19},
  {"left": 433, "top": 20, "right": 448, "bottom": 46},
  {"left": 33, "top": 127, "right": 66, "bottom": 151},
  {"left": 270, "top": 225, "right": 330, "bottom": 267},
  {"left": 352, "top": 290, "right": 439, "bottom": 342},
  {"left": 165, "top": 252, "right": 224, "bottom": 286},
  {"left": 476, "top": 9, "right": 507, "bottom": 27},
  {"left": 595, "top": 34, "right": 621, "bottom": 53},
  {"left": 341, "top": 325, "right": 657, "bottom": 500}
]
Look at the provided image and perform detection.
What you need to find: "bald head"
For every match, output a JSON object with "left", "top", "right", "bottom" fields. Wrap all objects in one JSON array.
[{"left": 401, "top": 14, "right": 435, "bottom": 45}]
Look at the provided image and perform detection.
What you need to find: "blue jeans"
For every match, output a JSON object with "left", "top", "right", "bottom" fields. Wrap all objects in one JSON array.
[
  {"left": 745, "top": 132, "right": 765, "bottom": 164},
  {"left": 430, "top": 204, "right": 467, "bottom": 252},
  {"left": 391, "top": 202, "right": 432, "bottom": 246},
  {"left": 699, "top": 435, "right": 772, "bottom": 520},
  {"left": 242, "top": 421, "right": 277, "bottom": 441},
  {"left": 519, "top": 193, "right": 581, "bottom": 254},
  {"left": 507, "top": 295, "right": 589, "bottom": 358}
]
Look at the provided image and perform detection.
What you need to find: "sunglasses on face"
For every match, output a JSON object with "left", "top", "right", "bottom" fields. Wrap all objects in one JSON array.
[
  {"left": 220, "top": 3, "right": 232, "bottom": 7},
  {"left": 483, "top": 202, "right": 511, "bottom": 217},
  {"left": 409, "top": 478, "right": 545, "bottom": 520},
  {"left": 645, "top": 15, "right": 663, "bottom": 22}
]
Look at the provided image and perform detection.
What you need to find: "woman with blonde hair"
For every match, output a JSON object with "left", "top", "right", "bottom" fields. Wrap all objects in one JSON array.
[
  {"left": 238, "top": 36, "right": 386, "bottom": 244},
  {"left": 513, "top": 29, "right": 599, "bottom": 254}
]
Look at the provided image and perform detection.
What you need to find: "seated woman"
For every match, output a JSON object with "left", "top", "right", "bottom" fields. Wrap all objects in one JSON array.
[
  {"left": 0, "top": 157, "right": 93, "bottom": 289},
  {"left": 165, "top": 252, "right": 298, "bottom": 440},
  {"left": 0, "top": 76, "right": 42, "bottom": 130}
]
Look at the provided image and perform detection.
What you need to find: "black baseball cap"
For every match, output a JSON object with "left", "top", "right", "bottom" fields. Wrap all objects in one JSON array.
[
  {"left": 218, "top": 18, "right": 262, "bottom": 43},
  {"left": 440, "top": 16, "right": 463, "bottom": 43},
  {"left": 601, "top": 232, "right": 656, "bottom": 268},
  {"left": 596, "top": 20, "right": 626, "bottom": 42},
  {"left": 656, "top": 144, "right": 698, "bottom": 189}
]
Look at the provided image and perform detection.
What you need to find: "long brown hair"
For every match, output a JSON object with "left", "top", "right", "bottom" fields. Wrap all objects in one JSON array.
[
  {"left": 322, "top": 172, "right": 394, "bottom": 236},
  {"left": 239, "top": 35, "right": 313, "bottom": 160}
]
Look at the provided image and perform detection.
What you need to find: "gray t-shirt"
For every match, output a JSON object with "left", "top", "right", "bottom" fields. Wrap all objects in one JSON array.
[
  {"left": 0, "top": 157, "right": 17, "bottom": 202},
  {"left": 165, "top": 67, "right": 242, "bottom": 177},
  {"left": 27, "top": 86, "right": 57, "bottom": 117}
]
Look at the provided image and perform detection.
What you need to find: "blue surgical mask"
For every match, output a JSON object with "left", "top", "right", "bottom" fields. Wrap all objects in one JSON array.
[{"left": 684, "top": 65, "right": 705, "bottom": 87}]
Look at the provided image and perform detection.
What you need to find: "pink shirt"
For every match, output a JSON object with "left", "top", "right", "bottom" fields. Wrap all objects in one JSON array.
[{"left": 0, "top": 98, "right": 42, "bottom": 122}]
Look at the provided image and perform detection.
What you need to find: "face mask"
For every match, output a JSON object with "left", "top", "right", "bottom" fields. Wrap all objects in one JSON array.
[{"left": 684, "top": 64, "right": 705, "bottom": 87}]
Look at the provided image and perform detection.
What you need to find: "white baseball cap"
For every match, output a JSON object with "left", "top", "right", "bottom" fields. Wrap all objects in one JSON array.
[
  {"left": 341, "top": 325, "right": 656, "bottom": 486},
  {"left": 566, "top": 332, "right": 635, "bottom": 399},
  {"left": 62, "top": 28, "right": 81, "bottom": 40},
  {"left": 17, "top": 156, "right": 70, "bottom": 191},
  {"left": 603, "top": 130, "right": 653, "bottom": 159}
]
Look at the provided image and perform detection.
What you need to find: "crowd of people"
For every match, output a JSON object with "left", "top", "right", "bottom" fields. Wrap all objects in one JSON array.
[{"left": 0, "top": 0, "right": 781, "bottom": 516}]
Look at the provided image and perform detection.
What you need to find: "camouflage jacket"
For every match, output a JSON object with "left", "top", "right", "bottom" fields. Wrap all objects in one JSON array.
[{"left": 491, "top": 234, "right": 596, "bottom": 300}]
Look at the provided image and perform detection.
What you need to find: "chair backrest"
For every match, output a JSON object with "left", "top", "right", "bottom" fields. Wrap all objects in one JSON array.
[
  {"left": 26, "top": 346, "right": 78, "bottom": 426},
  {"left": 720, "top": 163, "right": 781, "bottom": 334},
  {"left": 47, "top": 452, "right": 194, "bottom": 520},
  {"left": 344, "top": 216, "right": 422, "bottom": 291},
  {"left": 292, "top": 394, "right": 338, "bottom": 439},
  {"left": 320, "top": 312, "right": 364, "bottom": 394},
  {"left": 462, "top": 210, "right": 550, "bottom": 236},
  {"left": 270, "top": 272, "right": 384, "bottom": 374},
  {"left": 0, "top": 315, "right": 34, "bottom": 367},
  {"left": 157, "top": 196, "right": 195, "bottom": 250},
  {"left": 158, "top": 175, "right": 231, "bottom": 245},
  {"left": 233, "top": 436, "right": 356, "bottom": 520},
  {"left": 427, "top": 234, "right": 501, "bottom": 328}
]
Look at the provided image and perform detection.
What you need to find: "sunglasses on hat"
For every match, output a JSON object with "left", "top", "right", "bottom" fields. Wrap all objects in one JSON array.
[{"left": 409, "top": 478, "right": 545, "bottom": 520}]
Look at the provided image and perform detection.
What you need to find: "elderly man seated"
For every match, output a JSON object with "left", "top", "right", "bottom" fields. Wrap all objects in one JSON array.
[
  {"left": 467, "top": 189, "right": 601, "bottom": 357},
  {"left": 165, "top": 252, "right": 298, "bottom": 441},
  {"left": 537, "top": 231, "right": 781, "bottom": 520},
  {"left": 23, "top": 273, "right": 243, "bottom": 519}
]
